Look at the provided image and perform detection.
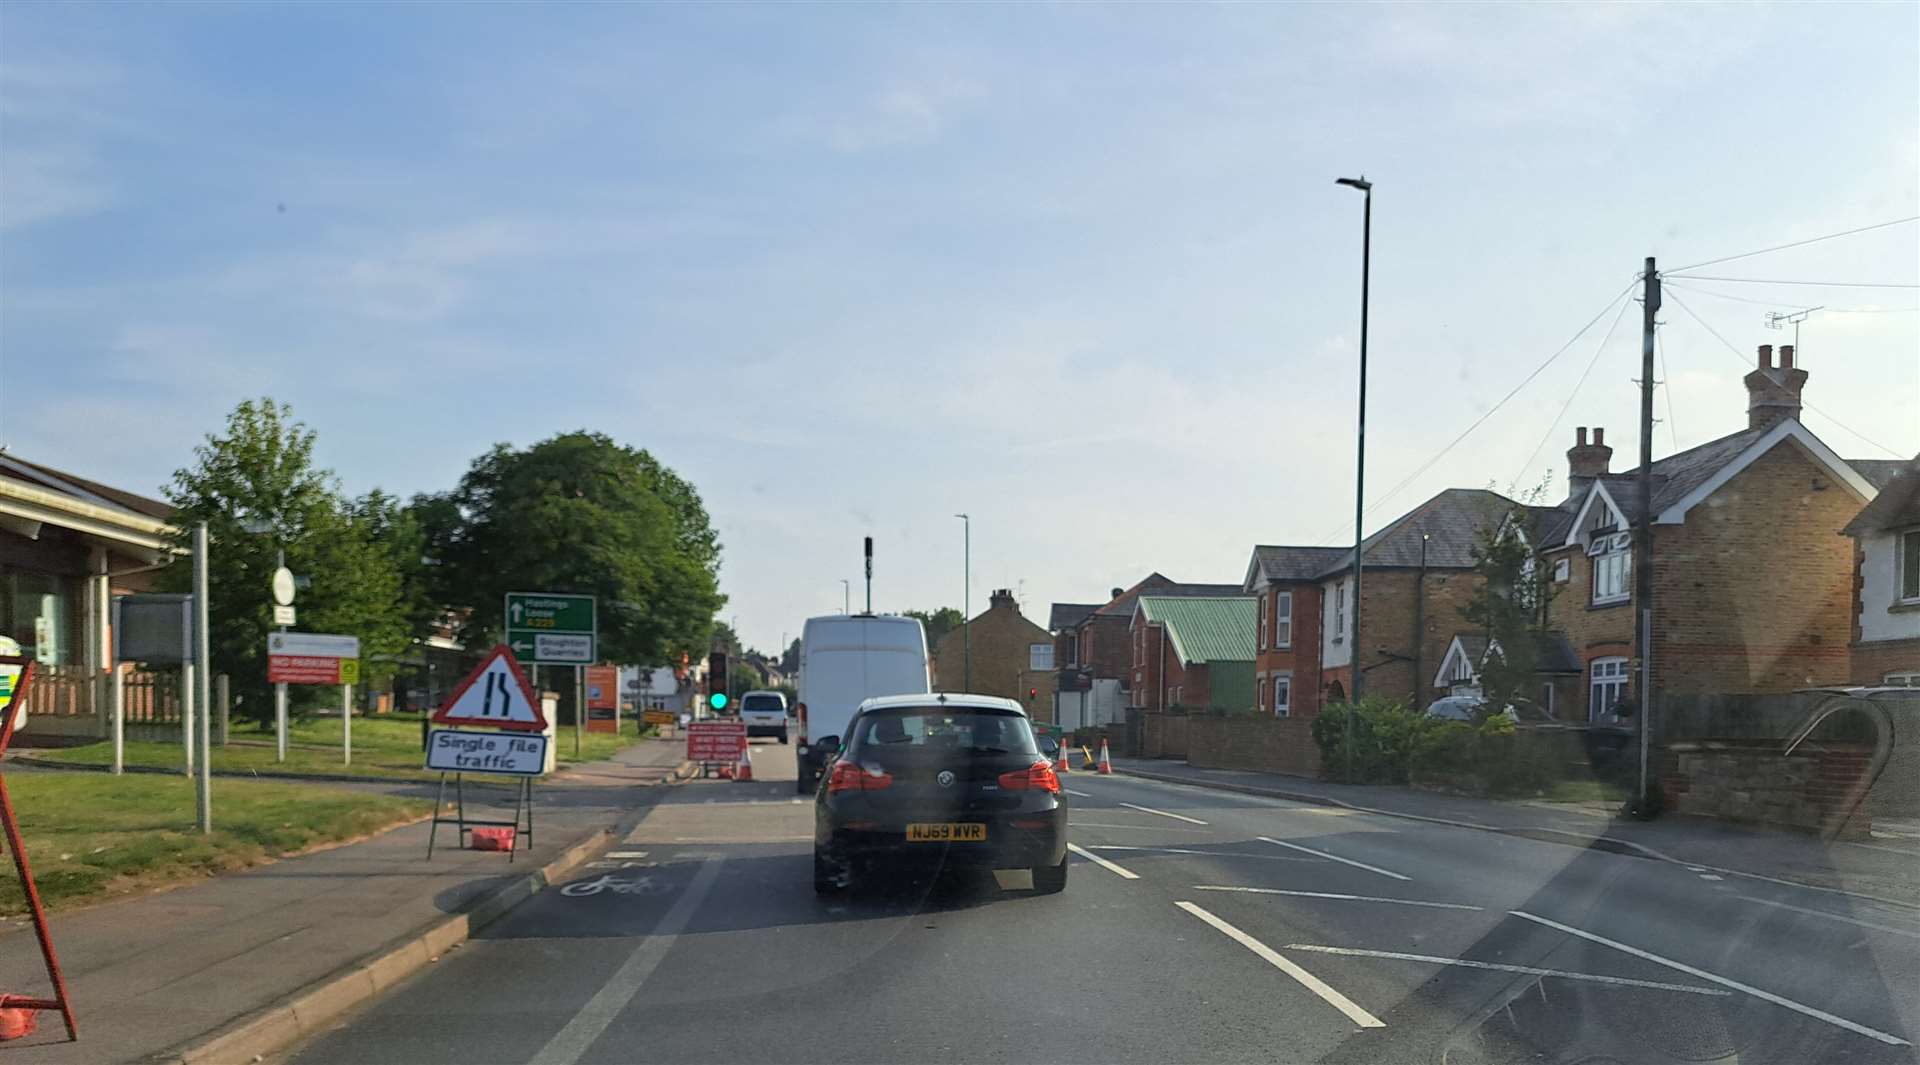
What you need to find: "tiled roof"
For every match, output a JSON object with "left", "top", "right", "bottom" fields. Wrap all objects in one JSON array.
[
  {"left": 1315, "top": 488, "right": 1522, "bottom": 577},
  {"left": 1093, "top": 574, "right": 1245, "bottom": 617},
  {"left": 0, "top": 452, "right": 174, "bottom": 520},
  {"left": 1048, "top": 603, "right": 1099, "bottom": 631},
  {"left": 1842, "top": 458, "right": 1920, "bottom": 537},
  {"left": 1850, "top": 458, "right": 1912, "bottom": 492},
  {"left": 1136, "top": 596, "right": 1256, "bottom": 665},
  {"left": 1248, "top": 545, "right": 1351, "bottom": 584}
]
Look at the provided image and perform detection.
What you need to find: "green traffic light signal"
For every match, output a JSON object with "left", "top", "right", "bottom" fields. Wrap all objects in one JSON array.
[{"left": 709, "top": 692, "right": 728, "bottom": 711}]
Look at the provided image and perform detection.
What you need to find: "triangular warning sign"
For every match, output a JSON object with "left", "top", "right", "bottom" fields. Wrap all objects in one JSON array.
[{"left": 433, "top": 645, "right": 548, "bottom": 731}]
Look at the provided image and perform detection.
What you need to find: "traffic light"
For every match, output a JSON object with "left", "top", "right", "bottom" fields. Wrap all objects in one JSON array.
[
  {"left": 1027, "top": 687, "right": 1037, "bottom": 701},
  {"left": 708, "top": 650, "right": 728, "bottom": 711},
  {"left": 709, "top": 691, "right": 729, "bottom": 711}
]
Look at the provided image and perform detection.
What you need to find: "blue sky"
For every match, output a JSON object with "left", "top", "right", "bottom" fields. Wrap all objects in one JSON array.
[{"left": 4, "top": 2, "right": 1916, "bottom": 653}]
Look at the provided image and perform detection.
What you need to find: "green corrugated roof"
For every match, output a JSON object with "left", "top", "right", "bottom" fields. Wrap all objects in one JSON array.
[{"left": 1136, "top": 596, "right": 1256, "bottom": 665}]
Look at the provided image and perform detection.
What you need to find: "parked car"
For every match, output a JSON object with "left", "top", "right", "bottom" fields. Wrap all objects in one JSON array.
[
  {"left": 813, "top": 693, "right": 1068, "bottom": 895},
  {"left": 1425, "top": 695, "right": 1557, "bottom": 726},
  {"left": 1425, "top": 694, "right": 1634, "bottom": 769}
]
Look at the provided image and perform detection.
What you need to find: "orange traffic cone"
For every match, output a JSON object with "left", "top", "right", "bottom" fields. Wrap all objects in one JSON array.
[
  {"left": 1096, "top": 739, "right": 1113, "bottom": 774},
  {"left": 734, "top": 746, "right": 753, "bottom": 782},
  {"left": 1055, "top": 741, "right": 1070, "bottom": 774}
]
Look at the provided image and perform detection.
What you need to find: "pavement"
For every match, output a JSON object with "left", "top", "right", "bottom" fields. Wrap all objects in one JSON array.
[
  {"left": 1107, "top": 756, "right": 1920, "bottom": 908},
  {"left": 0, "top": 735, "right": 689, "bottom": 1063},
  {"left": 282, "top": 738, "right": 1919, "bottom": 1065}
]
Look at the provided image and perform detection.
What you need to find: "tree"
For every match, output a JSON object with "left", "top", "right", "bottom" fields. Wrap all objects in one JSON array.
[
  {"left": 164, "top": 398, "right": 411, "bottom": 719},
  {"left": 1458, "top": 496, "right": 1558, "bottom": 718},
  {"left": 432, "top": 432, "right": 724, "bottom": 667},
  {"left": 904, "top": 607, "right": 965, "bottom": 648}
]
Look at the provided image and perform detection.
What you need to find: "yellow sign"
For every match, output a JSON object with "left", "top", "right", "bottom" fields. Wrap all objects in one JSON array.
[
  {"left": 339, "top": 658, "right": 361, "bottom": 684},
  {"left": 642, "top": 709, "right": 676, "bottom": 726}
]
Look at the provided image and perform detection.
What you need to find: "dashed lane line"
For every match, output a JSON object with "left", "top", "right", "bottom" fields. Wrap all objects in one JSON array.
[
  {"left": 1069, "top": 821, "right": 1211, "bottom": 832},
  {"left": 1511, "top": 910, "right": 1911, "bottom": 1047},
  {"left": 1281, "top": 945, "right": 1730, "bottom": 996},
  {"left": 1176, "top": 901, "right": 1385, "bottom": 1029},
  {"left": 1194, "top": 885, "right": 1480, "bottom": 911},
  {"left": 1062, "top": 788, "right": 1094, "bottom": 797},
  {"left": 1067, "top": 842, "right": 1140, "bottom": 880},
  {"left": 1118, "top": 801, "right": 1210, "bottom": 825},
  {"left": 1259, "top": 836, "right": 1411, "bottom": 881},
  {"left": 1091, "top": 845, "right": 1322, "bottom": 862}
]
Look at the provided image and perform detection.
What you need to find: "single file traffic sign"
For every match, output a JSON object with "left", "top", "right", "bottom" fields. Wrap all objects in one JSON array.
[{"left": 432, "top": 645, "right": 548, "bottom": 732}]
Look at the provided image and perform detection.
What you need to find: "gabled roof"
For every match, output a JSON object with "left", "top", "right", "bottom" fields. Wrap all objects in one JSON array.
[
  {"left": 1315, "top": 488, "right": 1523, "bottom": 579},
  {"left": 1850, "top": 459, "right": 1911, "bottom": 492},
  {"left": 1048, "top": 603, "right": 1099, "bottom": 631},
  {"left": 1842, "top": 458, "right": 1920, "bottom": 537},
  {"left": 1092, "top": 574, "right": 1244, "bottom": 618},
  {"left": 1134, "top": 596, "right": 1256, "bottom": 665},
  {"left": 1434, "top": 630, "right": 1581, "bottom": 687},
  {"left": 1243, "top": 545, "right": 1351, "bottom": 590}
]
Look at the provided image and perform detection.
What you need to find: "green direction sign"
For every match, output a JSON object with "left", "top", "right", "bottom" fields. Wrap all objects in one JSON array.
[{"left": 505, "top": 592, "right": 597, "bottom": 665}]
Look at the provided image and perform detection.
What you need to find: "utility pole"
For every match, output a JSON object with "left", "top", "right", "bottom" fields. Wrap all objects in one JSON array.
[
  {"left": 1336, "top": 175, "right": 1373, "bottom": 785},
  {"left": 864, "top": 537, "right": 873, "bottom": 614},
  {"left": 1634, "top": 256, "right": 1660, "bottom": 816}
]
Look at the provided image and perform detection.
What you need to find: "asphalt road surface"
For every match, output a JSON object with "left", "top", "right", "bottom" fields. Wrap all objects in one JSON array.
[{"left": 287, "top": 737, "right": 1919, "bottom": 1064}]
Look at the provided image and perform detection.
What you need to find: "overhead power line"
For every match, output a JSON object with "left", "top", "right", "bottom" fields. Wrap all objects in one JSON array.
[
  {"left": 1656, "top": 324, "right": 1679, "bottom": 453},
  {"left": 1663, "top": 288, "right": 1906, "bottom": 458},
  {"left": 1513, "top": 295, "right": 1634, "bottom": 486},
  {"left": 1664, "top": 274, "right": 1919, "bottom": 289},
  {"left": 1311, "top": 282, "right": 1637, "bottom": 545},
  {"left": 1662, "top": 281, "right": 1920, "bottom": 314},
  {"left": 1665, "top": 216, "right": 1919, "bottom": 274}
]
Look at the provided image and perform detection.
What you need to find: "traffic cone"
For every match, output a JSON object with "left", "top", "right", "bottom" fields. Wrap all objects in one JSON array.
[
  {"left": 1055, "top": 744, "right": 1070, "bottom": 774},
  {"left": 734, "top": 746, "right": 753, "bottom": 782},
  {"left": 1096, "top": 739, "right": 1113, "bottom": 774}
]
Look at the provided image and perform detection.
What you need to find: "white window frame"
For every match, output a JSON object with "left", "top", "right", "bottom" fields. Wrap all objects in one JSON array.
[
  {"left": 1333, "top": 580, "right": 1347, "bottom": 642},
  {"left": 1589, "top": 657, "right": 1629, "bottom": 721},
  {"left": 1900, "top": 528, "right": 1920, "bottom": 604},
  {"left": 1275, "top": 591, "right": 1293, "bottom": 649},
  {"left": 1273, "top": 672, "right": 1292, "bottom": 717},
  {"left": 1552, "top": 558, "right": 1570, "bottom": 583},
  {"left": 1885, "top": 672, "right": 1920, "bottom": 688},
  {"left": 1257, "top": 593, "right": 1267, "bottom": 649},
  {"left": 1592, "top": 543, "right": 1631, "bottom": 605},
  {"left": 1540, "top": 682, "right": 1555, "bottom": 717},
  {"left": 1258, "top": 676, "right": 1268, "bottom": 708}
]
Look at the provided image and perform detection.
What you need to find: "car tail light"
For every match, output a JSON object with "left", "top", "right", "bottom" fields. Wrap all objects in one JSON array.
[
  {"left": 826, "top": 759, "right": 893, "bottom": 794},
  {"left": 998, "top": 761, "right": 1061, "bottom": 793}
]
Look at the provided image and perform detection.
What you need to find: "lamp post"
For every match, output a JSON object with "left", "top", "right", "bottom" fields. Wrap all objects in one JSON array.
[
  {"left": 954, "top": 513, "right": 970, "bottom": 691},
  {"left": 839, "top": 579, "right": 850, "bottom": 615},
  {"left": 1336, "top": 174, "right": 1372, "bottom": 785}
]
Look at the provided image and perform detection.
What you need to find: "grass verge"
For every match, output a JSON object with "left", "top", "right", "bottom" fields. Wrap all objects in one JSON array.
[{"left": 0, "top": 774, "right": 429, "bottom": 914}]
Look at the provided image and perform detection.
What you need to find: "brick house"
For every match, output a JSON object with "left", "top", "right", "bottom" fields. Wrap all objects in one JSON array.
[
  {"left": 1841, "top": 458, "right": 1920, "bottom": 686},
  {"left": 1532, "top": 344, "right": 1905, "bottom": 721},
  {"left": 1050, "top": 574, "right": 1241, "bottom": 718},
  {"left": 1128, "top": 596, "right": 1256, "bottom": 712},
  {"left": 1242, "top": 488, "right": 1532, "bottom": 718},
  {"left": 933, "top": 588, "right": 1054, "bottom": 714}
]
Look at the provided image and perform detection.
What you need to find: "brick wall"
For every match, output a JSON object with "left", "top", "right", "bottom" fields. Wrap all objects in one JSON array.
[
  {"left": 1141, "top": 711, "right": 1189, "bottom": 759},
  {"left": 1188, "top": 715, "right": 1323, "bottom": 779},
  {"left": 1851, "top": 637, "right": 1920, "bottom": 685},
  {"left": 932, "top": 596, "right": 1053, "bottom": 701},
  {"left": 1356, "top": 569, "right": 1483, "bottom": 709},
  {"left": 1254, "top": 584, "right": 1325, "bottom": 717},
  {"left": 1658, "top": 740, "right": 1875, "bottom": 838},
  {"left": 1080, "top": 615, "right": 1132, "bottom": 681}
]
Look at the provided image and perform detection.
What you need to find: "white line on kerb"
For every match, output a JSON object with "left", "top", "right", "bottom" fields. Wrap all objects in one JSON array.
[
  {"left": 1067, "top": 842, "right": 1140, "bottom": 879},
  {"left": 1259, "top": 836, "right": 1410, "bottom": 881},
  {"left": 1119, "top": 801, "right": 1210, "bottom": 825},
  {"left": 1282, "top": 944, "right": 1729, "bottom": 996},
  {"left": 1735, "top": 895, "right": 1920, "bottom": 940},
  {"left": 1194, "top": 885, "right": 1480, "bottom": 911},
  {"left": 529, "top": 855, "right": 726, "bottom": 1065},
  {"left": 1176, "top": 901, "right": 1385, "bottom": 1029},
  {"left": 1510, "top": 910, "right": 1911, "bottom": 1047}
]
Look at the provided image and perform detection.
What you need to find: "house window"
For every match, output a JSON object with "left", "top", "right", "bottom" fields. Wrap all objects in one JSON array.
[
  {"left": 1257, "top": 595, "right": 1267, "bottom": 649},
  {"left": 1273, "top": 673, "right": 1292, "bottom": 717},
  {"left": 1333, "top": 580, "right": 1347, "bottom": 641},
  {"left": 1902, "top": 529, "right": 1920, "bottom": 602},
  {"left": 1589, "top": 657, "right": 1629, "bottom": 721},
  {"left": 1552, "top": 558, "right": 1570, "bottom": 583},
  {"left": 1886, "top": 672, "right": 1920, "bottom": 688},
  {"left": 1540, "top": 683, "right": 1555, "bottom": 718},
  {"left": 1592, "top": 546, "right": 1631, "bottom": 605},
  {"left": 1275, "top": 592, "right": 1293, "bottom": 648},
  {"left": 1258, "top": 677, "right": 1268, "bottom": 708},
  {"left": 1451, "top": 654, "right": 1476, "bottom": 686}
]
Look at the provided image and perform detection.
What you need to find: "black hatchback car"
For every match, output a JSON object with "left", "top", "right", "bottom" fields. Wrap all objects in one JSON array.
[{"left": 813, "top": 693, "right": 1068, "bottom": 894}]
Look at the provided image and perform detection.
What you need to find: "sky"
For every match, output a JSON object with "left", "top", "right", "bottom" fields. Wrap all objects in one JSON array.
[{"left": 3, "top": 2, "right": 1916, "bottom": 654}]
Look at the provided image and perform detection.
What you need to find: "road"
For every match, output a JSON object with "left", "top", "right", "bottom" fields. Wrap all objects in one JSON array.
[{"left": 288, "top": 735, "right": 1920, "bottom": 1064}]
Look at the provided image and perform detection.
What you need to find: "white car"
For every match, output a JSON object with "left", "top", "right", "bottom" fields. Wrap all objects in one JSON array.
[{"left": 739, "top": 689, "right": 790, "bottom": 742}]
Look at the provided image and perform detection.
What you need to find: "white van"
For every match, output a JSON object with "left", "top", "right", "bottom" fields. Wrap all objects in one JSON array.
[
  {"left": 795, "top": 614, "right": 930, "bottom": 792},
  {"left": 738, "top": 689, "right": 789, "bottom": 742}
]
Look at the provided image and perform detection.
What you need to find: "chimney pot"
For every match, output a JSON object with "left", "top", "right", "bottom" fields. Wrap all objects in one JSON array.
[
  {"left": 1110, "top": 587, "right": 1124, "bottom": 600},
  {"left": 1566, "top": 424, "right": 1614, "bottom": 495},
  {"left": 1780, "top": 344, "right": 1794, "bottom": 369},
  {"left": 1593, "top": 427, "right": 1605, "bottom": 447},
  {"left": 1758, "top": 344, "right": 1773, "bottom": 369},
  {"left": 1576, "top": 427, "right": 1588, "bottom": 446}
]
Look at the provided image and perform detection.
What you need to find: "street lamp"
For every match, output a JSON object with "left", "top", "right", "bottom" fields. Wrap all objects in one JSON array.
[
  {"left": 954, "top": 513, "right": 970, "bottom": 691},
  {"left": 839, "top": 579, "right": 850, "bottom": 615},
  {"left": 1336, "top": 175, "right": 1372, "bottom": 785}
]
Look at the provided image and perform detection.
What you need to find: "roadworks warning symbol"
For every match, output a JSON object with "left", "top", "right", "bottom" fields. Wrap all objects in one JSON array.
[{"left": 432, "top": 645, "right": 548, "bottom": 732}]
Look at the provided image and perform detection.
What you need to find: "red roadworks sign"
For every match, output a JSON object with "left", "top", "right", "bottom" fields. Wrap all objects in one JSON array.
[
  {"left": 268, "top": 655, "right": 348, "bottom": 684},
  {"left": 686, "top": 721, "right": 746, "bottom": 762}
]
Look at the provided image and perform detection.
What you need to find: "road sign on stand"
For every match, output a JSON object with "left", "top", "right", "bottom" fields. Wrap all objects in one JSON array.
[
  {"left": 432, "top": 645, "right": 548, "bottom": 731},
  {"left": 504, "top": 592, "right": 596, "bottom": 665},
  {"left": 426, "top": 729, "right": 549, "bottom": 775},
  {"left": 686, "top": 720, "right": 746, "bottom": 776}
]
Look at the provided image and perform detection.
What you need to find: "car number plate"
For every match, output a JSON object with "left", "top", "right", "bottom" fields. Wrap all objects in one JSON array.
[{"left": 906, "top": 823, "right": 987, "bottom": 842}]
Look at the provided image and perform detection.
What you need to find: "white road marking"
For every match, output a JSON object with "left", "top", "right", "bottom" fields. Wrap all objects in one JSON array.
[
  {"left": 1176, "top": 901, "right": 1385, "bottom": 1029},
  {"left": 1062, "top": 788, "right": 1094, "bottom": 797},
  {"left": 1698, "top": 874, "right": 1724, "bottom": 881},
  {"left": 1259, "top": 836, "right": 1411, "bottom": 881},
  {"left": 604, "top": 851, "right": 649, "bottom": 859},
  {"left": 1091, "top": 845, "right": 1321, "bottom": 862},
  {"left": 1511, "top": 910, "right": 1912, "bottom": 1047},
  {"left": 1069, "top": 821, "right": 1210, "bottom": 832},
  {"left": 1067, "top": 842, "right": 1140, "bottom": 879},
  {"left": 1194, "top": 885, "right": 1481, "bottom": 911},
  {"left": 530, "top": 855, "right": 725, "bottom": 1064},
  {"left": 1119, "top": 801, "right": 1210, "bottom": 825},
  {"left": 1736, "top": 895, "right": 1920, "bottom": 940},
  {"left": 1282, "top": 944, "right": 1730, "bottom": 996}
]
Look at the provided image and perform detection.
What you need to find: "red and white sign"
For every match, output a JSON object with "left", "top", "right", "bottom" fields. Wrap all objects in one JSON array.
[
  {"left": 269, "top": 655, "right": 348, "bottom": 684},
  {"left": 686, "top": 721, "right": 747, "bottom": 763},
  {"left": 432, "top": 645, "right": 548, "bottom": 732},
  {"left": 265, "top": 632, "right": 361, "bottom": 686}
]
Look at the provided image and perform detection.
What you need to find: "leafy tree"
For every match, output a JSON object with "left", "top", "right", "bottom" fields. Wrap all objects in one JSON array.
[
  {"left": 1458, "top": 497, "right": 1558, "bottom": 718},
  {"left": 164, "top": 398, "right": 410, "bottom": 719},
  {"left": 432, "top": 432, "right": 724, "bottom": 667},
  {"left": 728, "top": 658, "right": 765, "bottom": 700},
  {"left": 904, "top": 607, "right": 965, "bottom": 648}
]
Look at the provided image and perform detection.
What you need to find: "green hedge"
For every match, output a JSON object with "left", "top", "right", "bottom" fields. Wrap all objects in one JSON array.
[{"left": 1311, "top": 696, "right": 1567, "bottom": 796}]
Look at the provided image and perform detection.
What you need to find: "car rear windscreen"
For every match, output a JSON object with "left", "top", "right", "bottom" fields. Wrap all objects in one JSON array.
[
  {"left": 851, "top": 708, "right": 1039, "bottom": 755},
  {"left": 741, "top": 695, "right": 784, "bottom": 713}
]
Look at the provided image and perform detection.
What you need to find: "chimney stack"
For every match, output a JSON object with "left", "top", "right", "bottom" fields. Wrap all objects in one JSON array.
[
  {"left": 1745, "top": 343, "right": 1808, "bottom": 430},
  {"left": 989, "top": 588, "right": 1017, "bottom": 611},
  {"left": 1566, "top": 425, "right": 1613, "bottom": 497},
  {"left": 1110, "top": 587, "right": 1124, "bottom": 600}
]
